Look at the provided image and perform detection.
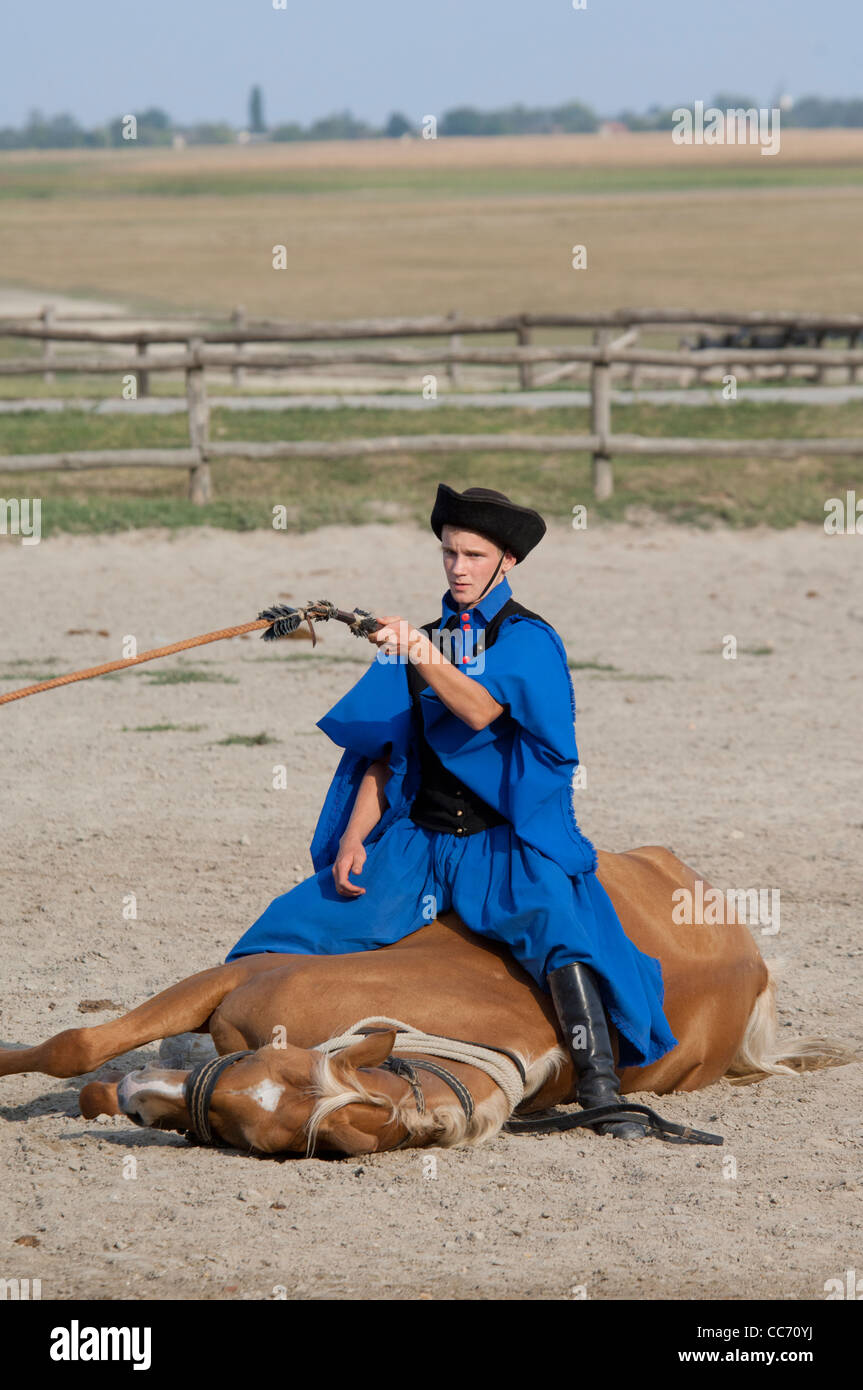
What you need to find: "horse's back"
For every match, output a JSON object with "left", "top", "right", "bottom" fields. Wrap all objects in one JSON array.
[
  {"left": 598, "top": 846, "right": 769, "bottom": 1091},
  {"left": 216, "top": 847, "right": 770, "bottom": 1096}
]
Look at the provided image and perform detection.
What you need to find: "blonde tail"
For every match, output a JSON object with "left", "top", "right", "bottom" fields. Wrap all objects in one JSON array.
[{"left": 725, "top": 972, "right": 861, "bottom": 1086}]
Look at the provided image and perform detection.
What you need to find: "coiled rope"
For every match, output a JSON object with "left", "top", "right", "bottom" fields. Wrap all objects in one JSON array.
[{"left": 313, "top": 1016, "right": 526, "bottom": 1113}]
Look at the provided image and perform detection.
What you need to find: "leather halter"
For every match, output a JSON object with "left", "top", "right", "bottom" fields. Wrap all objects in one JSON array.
[
  {"left": 181, "top": 1035, "right": 508, "bottom": 1149},
  {"left": 371, "top": 1027, "right": 528, "bottom": 1125},
  {"left": 183, "top": 1049, "right": 253, "bottom": 1145},
  {"left": 381, "top": 1055, "right": 474, "bottom": 1121},
  {"left": 181, "top": 1043, "right": 722, "bottom": 1151},
  {"left": 378, "top": 1034, "right": 530, "bottom": 1150}
]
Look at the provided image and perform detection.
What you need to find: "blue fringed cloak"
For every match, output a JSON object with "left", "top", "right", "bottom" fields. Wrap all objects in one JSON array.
[{"left": 309, "top": 601, "right": 598, "bottom": 878}]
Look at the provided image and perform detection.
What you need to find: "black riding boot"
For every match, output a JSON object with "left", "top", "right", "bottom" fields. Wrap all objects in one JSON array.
[{"left": 547, "top": 961, "right": 647, "bottom": 1139}]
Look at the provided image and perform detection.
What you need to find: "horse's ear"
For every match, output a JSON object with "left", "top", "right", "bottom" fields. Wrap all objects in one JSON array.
[
  {"left": 329, "top": 1029, "right": 397, "bottom": 1080},
  {"left": 268, "top": 1042, "right": 319, "bottom": 1084}
]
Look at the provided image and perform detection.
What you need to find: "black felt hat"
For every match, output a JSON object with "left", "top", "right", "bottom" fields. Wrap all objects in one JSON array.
[{"left": 430, "top": 484, "right": 546, "bottom": 563}]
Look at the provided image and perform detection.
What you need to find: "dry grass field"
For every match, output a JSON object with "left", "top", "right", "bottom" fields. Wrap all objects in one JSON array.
[
  {"left": 5, "top": 126, "right": 863, "bottom": 173},
  {"left": 1, "top": 131, "right": 862, "bottom": 318}
]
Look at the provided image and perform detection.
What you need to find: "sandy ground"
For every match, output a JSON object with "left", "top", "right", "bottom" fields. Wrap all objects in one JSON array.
[{"left": 0, "top": 516, "right": 861, "bottom": 1301}]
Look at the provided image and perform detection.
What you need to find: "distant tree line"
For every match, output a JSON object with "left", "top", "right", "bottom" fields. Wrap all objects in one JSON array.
[
  {"left": 0, "top": 106, "right": 233, "bottom": 149},
  {"left": 2, "top": 92, "right": 863, "bottom": 150}
]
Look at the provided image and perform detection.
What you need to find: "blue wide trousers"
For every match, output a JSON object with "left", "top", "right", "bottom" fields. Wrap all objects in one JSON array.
[{"left": 225, "top": 815, "right": 678, "bottom": 1069}]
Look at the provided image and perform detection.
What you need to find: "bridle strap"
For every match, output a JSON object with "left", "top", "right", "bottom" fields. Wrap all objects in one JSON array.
[
  {"left": 183, "top": 1049, "right": 254, "bottom": 1145},
  {"left": 381, "top": 1055, "right": 474, "bottom": 1122},
  {"left": 380, "top": 1057, "right": 426, "bottom": 1115},
  {"left": 505, "top": 1100, "right": 724, "bottom": 1146}
]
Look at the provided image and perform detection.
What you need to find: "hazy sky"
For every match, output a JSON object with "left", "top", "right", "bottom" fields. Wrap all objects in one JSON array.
[{"left": 2, "top": 0, "right": 859, "bottom": 128}]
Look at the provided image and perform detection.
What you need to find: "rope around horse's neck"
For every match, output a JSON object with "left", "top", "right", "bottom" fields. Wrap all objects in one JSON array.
[
  {"left": 313, "top": 1016, "right": 526, "bottom": 1113},
  {"left": 0, "top": 618, "right": 272, "bottom": 707}
]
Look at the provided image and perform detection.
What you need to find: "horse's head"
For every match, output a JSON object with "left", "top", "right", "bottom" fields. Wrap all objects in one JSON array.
[{"left": 79, "top": 1030, "right": 402, "bottom": 1156}]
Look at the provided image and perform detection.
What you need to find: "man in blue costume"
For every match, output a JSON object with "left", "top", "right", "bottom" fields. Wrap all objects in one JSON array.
[{"left": 226, "top": 484, "right": 678, "bottom": 1139}]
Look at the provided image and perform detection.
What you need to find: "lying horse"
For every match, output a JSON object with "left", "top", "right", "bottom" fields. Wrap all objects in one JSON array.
[{"left": 2, "top": 847, "right": 854, "bottom": 1157}]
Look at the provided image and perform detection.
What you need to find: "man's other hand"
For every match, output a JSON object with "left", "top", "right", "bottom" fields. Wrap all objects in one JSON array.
[{"left": 333, "top": 836, "right": 367, "bottom": 896}]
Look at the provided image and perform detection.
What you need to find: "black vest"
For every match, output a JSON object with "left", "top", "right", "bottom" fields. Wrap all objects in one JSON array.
[{"left": 406, "top": 596, "right": 548, "bottom": 836}]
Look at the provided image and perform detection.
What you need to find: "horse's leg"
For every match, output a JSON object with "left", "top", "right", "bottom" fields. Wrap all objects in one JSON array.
[{"left": 0, "top": 955, "right": 282, "bottom": 1080}]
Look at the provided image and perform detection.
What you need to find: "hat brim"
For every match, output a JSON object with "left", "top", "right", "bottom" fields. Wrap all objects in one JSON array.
[{"left": 430, "top": 484, "right": 546, "bottom": 563}]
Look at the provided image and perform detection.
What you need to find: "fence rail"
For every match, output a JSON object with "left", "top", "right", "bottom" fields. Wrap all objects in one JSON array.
[
  {"left": 1, "top": 307, "right": 862, "bottom": 500},
  {"left": 4, "top": 345, "right": 863, "bottom": 374},
  {"left": 3, "top": 306, "right": 863, "bottom": 339}
]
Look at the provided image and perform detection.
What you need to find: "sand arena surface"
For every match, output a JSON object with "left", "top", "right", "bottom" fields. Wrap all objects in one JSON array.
[{"left": 1, "top": 517, "right": 861, "bottom": 1300}]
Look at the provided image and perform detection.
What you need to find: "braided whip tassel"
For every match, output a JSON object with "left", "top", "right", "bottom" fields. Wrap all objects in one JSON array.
[{"left": 257, "top": 600, "right": 380, "bottom": 646}]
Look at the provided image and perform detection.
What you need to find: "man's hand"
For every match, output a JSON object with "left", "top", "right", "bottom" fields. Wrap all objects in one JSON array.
[
  {"left": 333, "top": 835, "right": 368, "bottom": 897},
  {"left": 370, "top": 611, "right": 503, "bottom": 730},
  {"left": 369, "top": 616, "right": 427, "bottom": 662}
]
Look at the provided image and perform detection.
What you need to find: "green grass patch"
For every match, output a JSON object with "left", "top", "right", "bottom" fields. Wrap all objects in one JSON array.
[
  {"left": 0, "top": 670, "right": 62, "bottom": 681},
  {"left": 122, "top": 722, "right": 206, "bottom": 732},
  {"left": 1, "top": 399, "right": 860, "bottom": 533},
  {"left": 599, "top": 672, "right": 672, "bottom": 681},
  {"left": 216, "top": 731, "right": 278, "bottom": 746},
  {"left": 140, "top": 668, "right": 239, "bottom": 685},
  {"left": 2, "top": 160, "right": 862, "bottom": 202},
  {"left": 1, "top": 656, "right": 59, "bottom": 666},
  {"left": 247, "top": 652, "right": 367, "bottom": 664}
]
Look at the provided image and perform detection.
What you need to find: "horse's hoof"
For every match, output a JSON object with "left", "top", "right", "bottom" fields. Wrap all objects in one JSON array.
[{"left": 157, "top": 1033, "right": 217, "bottom": 1069}]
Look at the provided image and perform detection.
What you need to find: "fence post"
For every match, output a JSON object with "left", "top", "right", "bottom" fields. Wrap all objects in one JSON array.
[
  {"left": 186, "top": 337, "right": 211, "bottom": 504},
  {"left": 677, "top": 332, "right": 696, "bottom": 389},
  {"left": 624, "top": 326, "right": 639, "bottom": 390},
  {"left": 590, "top": 328, "right": 613, "bottom": 500},
  {"left": 232, "top": 305, "right": 247, "bottom": 389},
  {"left": 629, "top": 325, "right": 642, "bottom": 393},
  {"left": 136, "top": 341, "right": 150, "bottom": 397},
  {"left": 814, "top": 331, "right": 829, "bottom": 384},
  {"left": 516, "top": 319, "right": 533, "bottom": 391},
  {"left": 851, "top": 331, "right": 861, "bottom": 385},
  {"left": 446, "top": 311, "right": 462, "bottom": 389},
  {"left": 42, "top": 305, "right": 55, "bottom": 385}
]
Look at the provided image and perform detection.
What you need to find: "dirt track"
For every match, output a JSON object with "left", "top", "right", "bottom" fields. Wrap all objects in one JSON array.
[{"left": 1, "top": 517, "right": 861, "bottom": 1300}]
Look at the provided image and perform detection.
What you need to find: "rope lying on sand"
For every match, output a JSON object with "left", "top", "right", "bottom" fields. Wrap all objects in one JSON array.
[{"left": 313, "top": 1015, "right": 527, "bottom": 1113}]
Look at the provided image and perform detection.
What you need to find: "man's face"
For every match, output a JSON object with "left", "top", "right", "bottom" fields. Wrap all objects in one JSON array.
[{"left": 441, "top": 526, "right": 514, "bottom": 608}]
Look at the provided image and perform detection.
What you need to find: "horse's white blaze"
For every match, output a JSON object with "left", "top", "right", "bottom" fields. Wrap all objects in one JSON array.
[
  {"left": 119, "top": 1071, "right": 185, "bottom": 1105},
  {"left": 241, "top": 1079, "right": 285, "bottom": 1113}
]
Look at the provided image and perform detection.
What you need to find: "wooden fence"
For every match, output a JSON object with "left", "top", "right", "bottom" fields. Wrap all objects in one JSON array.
[{"left": 1, "top": 310, "right": 863, "bottom": 500}]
